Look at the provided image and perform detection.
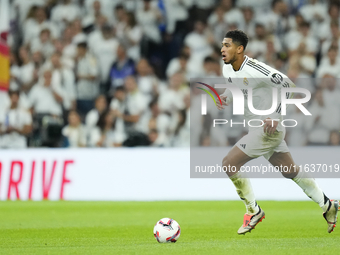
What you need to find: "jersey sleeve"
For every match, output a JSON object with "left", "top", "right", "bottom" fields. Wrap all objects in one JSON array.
[{"left": 259, "top": 63, "right": 296, "bottom": 120}]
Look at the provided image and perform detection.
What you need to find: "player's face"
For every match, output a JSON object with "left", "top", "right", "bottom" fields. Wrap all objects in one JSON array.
[{"left": 221, "top": 38, "right": 238, "bottom": 64}]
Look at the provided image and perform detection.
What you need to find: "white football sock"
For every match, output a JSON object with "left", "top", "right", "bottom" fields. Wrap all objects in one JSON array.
[
  {"left": 292, "top": 170, "right": 330, "bottom": 212},
  {"left": 230, "top": 172, "right": 259, "bottom": 215}
]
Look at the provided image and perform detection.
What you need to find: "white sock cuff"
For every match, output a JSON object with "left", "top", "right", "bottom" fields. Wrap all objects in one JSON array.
[
  {"left": 294, "top": 169, "right": 310, "bottom": 180},
  {"left": 229, "top": 171, "right": 242, "bottom": 180}
]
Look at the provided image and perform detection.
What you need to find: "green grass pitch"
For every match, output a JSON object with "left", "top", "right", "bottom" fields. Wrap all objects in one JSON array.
[{"left": 0, "top": 201, "right": 338, "bottom": 254}]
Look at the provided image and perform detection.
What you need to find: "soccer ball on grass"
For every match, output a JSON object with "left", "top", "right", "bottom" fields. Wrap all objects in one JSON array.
[{"left": 153, "top": 218, "right": 181, "bottom": 243}]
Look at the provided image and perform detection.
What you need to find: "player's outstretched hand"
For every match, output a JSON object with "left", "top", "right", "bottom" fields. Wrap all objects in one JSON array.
[
  {"left": 263, "top": 118, "right": 278, "bottom": 135},
  {"left": 217, "top": 95, "right": 228, "bottom": 110}
]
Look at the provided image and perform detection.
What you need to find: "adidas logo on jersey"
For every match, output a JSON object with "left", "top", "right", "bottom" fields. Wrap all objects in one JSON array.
[
  {"left": 240, "top": 144, "right": 246, "bottom": 149},
  {"left": 228, "top": 77, "right": 232, "bottom": 83}
]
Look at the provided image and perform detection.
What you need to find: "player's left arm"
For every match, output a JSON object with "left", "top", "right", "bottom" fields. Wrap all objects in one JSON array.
[{"left": 262, "top": 66, "right": 296, "bottom": 135}]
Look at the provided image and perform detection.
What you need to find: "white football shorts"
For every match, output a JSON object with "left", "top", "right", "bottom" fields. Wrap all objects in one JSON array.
[{"left": 235, "top": 128, "right": 290, "bottom": 160}]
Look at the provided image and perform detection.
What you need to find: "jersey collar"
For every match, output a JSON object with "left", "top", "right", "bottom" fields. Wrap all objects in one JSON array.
[
  {"left": 231, "top": 55, "right": 249, "bottom": 72},
  {"left": 225, "top": 55, "right": 249, "bottom": 72},
  {"left": 239, "top": 55, "right": 249, "bottom": 71}
]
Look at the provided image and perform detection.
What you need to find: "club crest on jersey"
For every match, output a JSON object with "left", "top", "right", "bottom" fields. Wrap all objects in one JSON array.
[{"left": 243, "top": 77, "right": 249, "bottom": 86}]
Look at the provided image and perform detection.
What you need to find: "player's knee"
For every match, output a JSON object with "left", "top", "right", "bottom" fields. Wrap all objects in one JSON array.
[
  {"left": 281, "top": 169, "right": 298, "bottom": 179},
  {"left": 222, "top": 155, "right": 236, "bottom": 176}
]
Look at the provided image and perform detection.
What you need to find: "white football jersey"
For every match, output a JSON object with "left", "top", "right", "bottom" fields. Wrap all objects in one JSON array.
[{"left": 221, "top": 55, "right": 296, "bottom": 131}]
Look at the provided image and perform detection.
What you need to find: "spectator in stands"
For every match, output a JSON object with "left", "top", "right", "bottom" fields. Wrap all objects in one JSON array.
[
  {"left": 236, "top": 0, "right": 272, "bottom": 15},
  {"left": 116, "top": 12, "right": 143, "bottom": 62},
  {"left": 286, "top": 53, "right": 315, "bottom": 93},
  {"left": 84, "top": 0, "right": 101, "bottom": 19},
  {"left": 29, "top": 70, "right": 64, "bottom": 118},
  {"left": 317, "top": 46, "right": 340, "bottom": 78},
  {"left": 62, "top": 110, "right": 87, "bottom": 147},
  {"left": 51, "top": 0, "right": 81, "bottom": 31},
  {"left": 113, "top": 4, "right": 126, "bottom": 26},
  {"left": 148, "top": 128, "right": 167, "bottom": 147},
  {"left": 4, "top": 0, "right": 340, "bottom": 148},
  {"left": 23, "top": 6, "right": 59, "bottom": 45},
  {"left": 87, "top": 11, "right": 108, "bottom": 55},
  {"left": 106, "top": 44, "right": 135, "bottom": 93},
  {"left": 191, "top": 0, "right": 215, "bottom": 20},
  {"left": 286, "top": 21, "right": 318, "bottom": 55},
  {"left": 31, "top": 28, "right": 55, "bottom": 59},
  {"left": 110, "top": 86, "right": 126, "bottom": 137},
  {"left": 219, "top": 0, "right": 244, "bottom": 30},
  {"left": 321, "top": 22, "right": 340, "bottom": 58},
  {"left": 158, "top": 72, "right": 188, "bottom": 113},
  {"left": 299, "top": 0, "right": 328, "bottom": 36},
  {"left": 92, "top": 24, "right": 119, "bottom": 92},
  {"left": 85, "top": 0, "right": 104, "bottom": 30},
  {"left": 207, "top": 5, "right": 228, "bottom": 47},
  {"left": 84, "top": 0, "right": 117, "bottom": 24},
  {"left": 240, "top": 7, "right": 256, "bottom": 39},
  {"left": 184, "top": 20, "right": 214, "bottom": 65},
  {"left": 0, "top": 90, "right": 32, "bottom": 149},
  {"left": 171, "top": 108, "right": 190, "bottom": 147},
  {"left": 247, "top": 23, "right": 282, "bottom": 62},
  {"left": 166, "top": 51, "right": 189, "bottom": 79},
  {"left": 203, "top": 56, "right": 222, "bottom": 77},
  {"left": 70, "top": 19, "right": 87, "bottom": 45},
  {"left": 9, "top": 51, "right": 20, "bottom": 84},
  {"left": 287, "top": 12, "right": 304, "bottom": 32},
  {"left": 163, "top": 0, "right": 191, "bottom": 35},
  {"left": 117, "top": 76, "right": 148, "bottom": 133},
  {"left": 286, "top": 94, "right": 308, "bottom": 146},
  {"left": 75, "top": 42, "right": 99, "bottom": 117},
  {"left": 137, "top": 0, "right": 163, "bottom": 58},
  {"left": 136, "top": 59, "right": 159, "bottom": 103},
  {"left": 137, "top": 98, "right": 171, "bottom": 138},
  {"left": 17, "top": 46, "right": 37, "bottom": 94},
  {"left": 13, "top": 0, "right": 46, "bottom": 26},
  {"left": 49, "top": 52, "right": 77, "bottom": 114},
  {"left": 61, "top": 25, "right": 77, "bottom": 60},
  {"left": 88, "top": 109, "right": 126, "bottom": 147},
  {"left": 306, "top": 86, "right": 340, "bottom": 145},
  {"left": 166, "top": 46, "right": 202, "bottom": 80},
  {"left": 258, "top": 0, "right": 289, "bottom": 37},
  {"left": 32, "top": 50, "right": 45, "bottom": 71},
  {"left": 318, "top": 3, "right": 340, "bottom": 41},
  {"left": 320, "top": 74, "right": 340, "bottom": 110},
  {"left": 85, "top": 94, "right": 107, "bottom": 132},
  {"left": 264, "top": 36, "right": 281, "bottom": 67}
]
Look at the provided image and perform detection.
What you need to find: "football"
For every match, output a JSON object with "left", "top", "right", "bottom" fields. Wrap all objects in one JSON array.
[{"left": 153, "top": 218, "right": 181, "bottom": 243}]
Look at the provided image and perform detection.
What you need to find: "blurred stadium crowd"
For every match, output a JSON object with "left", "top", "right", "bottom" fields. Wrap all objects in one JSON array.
[{"left": 0, "top": 0, "right": 339, "bottom": 148}]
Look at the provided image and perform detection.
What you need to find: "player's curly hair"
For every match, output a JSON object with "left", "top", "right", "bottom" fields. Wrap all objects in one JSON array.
[{"left": 225, "top": 30, "right": 248, "bottom": 51}]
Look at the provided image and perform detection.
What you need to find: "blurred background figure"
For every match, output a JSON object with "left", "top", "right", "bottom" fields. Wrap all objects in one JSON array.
[
  {"left": 85, "top": 94, "right": 108, "bottom": 134},
  {"left": 88, "top": 109, "right": 126, "bottom": 147},
  {"left": 106, "top": 44, "right": 135, "bottom": 94},
  {"left": 0, "top": 90, "right": 32, "bottom": 149},
  {"left": 2, "top": 0, "right": 340, "bottom": 148},
  {"left": 75, "top": 42, "right": 99, "bottom": 118},
  {"left": 62, "top": 110, "right": 87, "bottom": 147}
]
